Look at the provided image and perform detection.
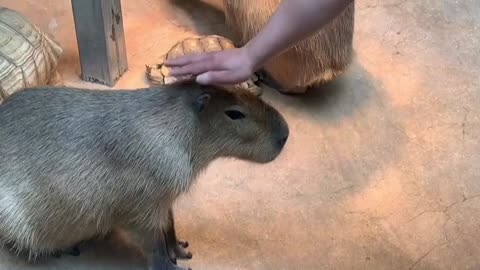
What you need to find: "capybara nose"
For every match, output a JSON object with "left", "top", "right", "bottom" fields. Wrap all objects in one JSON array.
[
  {"left": 277, "top": 133, "right": 288, "bottom": 148},
  {"left": 274, "top": 115, "right": 289, "bottom": 149}
]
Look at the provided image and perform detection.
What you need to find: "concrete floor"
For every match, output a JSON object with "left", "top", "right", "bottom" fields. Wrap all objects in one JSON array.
[{"left": 0, "top": 0, "right": 479, "bottom": 269}]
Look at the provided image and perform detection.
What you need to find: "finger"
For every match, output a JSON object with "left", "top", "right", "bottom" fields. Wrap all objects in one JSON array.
[
  {"left": 196, "top": 71, "right": 249, "bottom": 85},
  {"left": 164, "top": 53, "right": 212, "bottom": 66},
  {"left": 169, "top": 60, "right": 218, "bottom": 77},
  {"left": 168, "top": 75, "right": 195, "bottom": 85}
]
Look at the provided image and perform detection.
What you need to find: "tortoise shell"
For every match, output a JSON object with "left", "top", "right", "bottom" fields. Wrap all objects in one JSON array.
[
  {"left": 0, "top": 7, "right": 63, "bottom": 103},
  {"left": 146, "top": 35, "right": 262, "bottom": 96}
]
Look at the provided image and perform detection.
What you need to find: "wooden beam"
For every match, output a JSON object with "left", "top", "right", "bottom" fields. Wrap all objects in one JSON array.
[{"left": 71, "top": 0, "right": 128, "bottom": 86}]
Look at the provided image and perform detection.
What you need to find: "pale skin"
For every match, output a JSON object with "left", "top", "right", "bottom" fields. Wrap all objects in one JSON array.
[{"left": 165, "top": 0, "right": 354, "bottom": 86}]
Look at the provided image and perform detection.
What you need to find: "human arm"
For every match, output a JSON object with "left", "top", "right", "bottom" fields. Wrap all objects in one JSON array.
[{"left": 165, "top": 0, "right": 353, "bottom": 85}]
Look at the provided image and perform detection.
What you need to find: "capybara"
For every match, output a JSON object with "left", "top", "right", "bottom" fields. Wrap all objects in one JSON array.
[
  {"left": 223, "top": 0, "right": 355, "bottom": 93},
  {"left": 0, "top": 83, "right": 289, "bottom": 270}
]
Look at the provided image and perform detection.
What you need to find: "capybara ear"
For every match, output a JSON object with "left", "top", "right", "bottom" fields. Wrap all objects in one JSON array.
[{"left": 193, "top": 93, "right": 211, "bottom": 112}]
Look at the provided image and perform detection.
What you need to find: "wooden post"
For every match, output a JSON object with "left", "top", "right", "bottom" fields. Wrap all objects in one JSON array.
[{"left": 71, "top": 0, "right": 128, "bottom": 86}]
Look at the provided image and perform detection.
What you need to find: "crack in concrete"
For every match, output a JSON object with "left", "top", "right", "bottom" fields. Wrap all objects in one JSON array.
[
  {"left": 408, "top": 241, "right": 448, "bottom": 270},
  {"left": 406, "top": 193, "right": 480, "bottom": 247},
  {"left": 462, "top": 107, "right": 470, "bottom": 142},
  {"left": 448, "top": 193, "right": 480, "bottom": 209},
  {"left": 415, "top": 32, "right": 429, "bottom": 44},
  {"left": 408, "top": 193, "right": 480, "bottom": 223},
  {"left": 332, "top": 184, "right": 358, "bottom": 194},
  {"left": 441, "top": 212, "right": 461, "bottom": 244},
  {"left": 406, "top": 209, "right": 443, "bottom": 223},
  {"left": 380, "top": 19, "right": 394, "bottom": 45}
]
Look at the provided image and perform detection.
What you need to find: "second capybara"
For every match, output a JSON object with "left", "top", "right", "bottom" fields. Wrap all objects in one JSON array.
[{"left": 223, "top": 0, "right": 355, "bottom": 94}]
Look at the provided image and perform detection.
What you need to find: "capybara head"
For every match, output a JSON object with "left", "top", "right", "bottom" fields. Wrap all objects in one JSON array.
[{"left": 191, "top": 85, "right": 289, "bottom": 163}]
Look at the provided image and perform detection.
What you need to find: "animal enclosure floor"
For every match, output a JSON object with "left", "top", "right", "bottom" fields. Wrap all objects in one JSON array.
[{"left": 0, "top": 0, "right": 479, "bottom": 269}]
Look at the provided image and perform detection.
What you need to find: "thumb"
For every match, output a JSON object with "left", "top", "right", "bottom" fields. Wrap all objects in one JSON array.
[
  {"left": 195, "top": 72, "right": 214, "bottom": 85},
  {"left": 196, "top": 71, "right": 246, "bottom": 85}
]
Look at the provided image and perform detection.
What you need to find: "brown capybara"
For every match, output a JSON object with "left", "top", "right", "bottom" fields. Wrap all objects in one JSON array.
[
  {"left": 222, "top": 0, "right": 355, "bottom": 94},
  {"left": 0, "top": 83, "right": 289, "bottom": 270}
]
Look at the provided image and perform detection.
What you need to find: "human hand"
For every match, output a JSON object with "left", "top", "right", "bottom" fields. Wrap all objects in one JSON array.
[{"left": 164, "top": 47, "right": 257, "bottom": 85}]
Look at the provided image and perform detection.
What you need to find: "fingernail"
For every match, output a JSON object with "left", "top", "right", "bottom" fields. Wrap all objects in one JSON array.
[{"left": 196, "top": 74, "right": 209, "bottom": 84}]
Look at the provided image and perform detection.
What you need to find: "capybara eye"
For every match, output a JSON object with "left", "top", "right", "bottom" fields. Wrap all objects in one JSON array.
[{"left": 224, "top": 110, "right": 245, "bottom": 120}]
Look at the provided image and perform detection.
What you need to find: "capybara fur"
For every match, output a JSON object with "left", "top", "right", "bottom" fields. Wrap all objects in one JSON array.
[
  {"left": 222, "top": 0, "right": 355, "bottom": 93},
  {"left": 0, "top": 83, "right": 289, "bottom": 268}
]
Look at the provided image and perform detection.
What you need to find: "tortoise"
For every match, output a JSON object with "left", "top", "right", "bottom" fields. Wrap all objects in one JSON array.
[
  {"left": 0, "top": 7, "right": 63, "bottom": 103},
  {"left": 145, "top": 35, "right": 263, "bottom": 96}
]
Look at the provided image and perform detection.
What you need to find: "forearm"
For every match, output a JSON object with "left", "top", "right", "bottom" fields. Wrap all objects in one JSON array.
[{"left": 245, "top": 0, "right": 353, "bottom": 70}]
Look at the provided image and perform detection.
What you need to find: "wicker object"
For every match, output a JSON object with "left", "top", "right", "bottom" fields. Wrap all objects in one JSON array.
[{"left": 0, "top": 7, "right": 63, "bottom": 103}]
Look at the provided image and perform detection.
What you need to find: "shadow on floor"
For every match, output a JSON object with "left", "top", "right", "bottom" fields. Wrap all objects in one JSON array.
[
  {"left": 257, "top": 60, "right": 409, "bottom": 201},
  {"left": 262, "top": 60, "right": 375, "bottom": 121}
]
